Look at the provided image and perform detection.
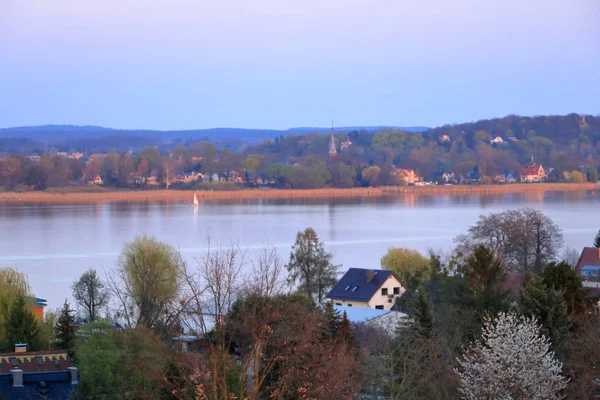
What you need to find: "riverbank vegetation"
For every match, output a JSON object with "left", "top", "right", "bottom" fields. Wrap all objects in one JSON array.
[
  {"left": 0, "top": 182, "right": 597, "bottom": 204},
  {"left": 1, "top": 114, "right": 599, "bottom": 193},
  {"left": 1, "top": 209, "right": 599, "bottom": 398}
]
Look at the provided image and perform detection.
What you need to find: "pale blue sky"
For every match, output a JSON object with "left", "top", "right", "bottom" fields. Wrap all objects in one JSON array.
[{"left": 1, "top": 0, "right": 599, "bottom": 130}]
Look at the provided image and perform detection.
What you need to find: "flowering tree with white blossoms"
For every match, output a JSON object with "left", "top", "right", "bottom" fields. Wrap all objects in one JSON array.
[{"left": 456, "top": 312, "right": 567, "bottom": 400}]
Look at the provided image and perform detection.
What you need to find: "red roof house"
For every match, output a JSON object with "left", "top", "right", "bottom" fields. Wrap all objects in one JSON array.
[{"left": 576, "top": 247, "right": 600, "bottom": 271}]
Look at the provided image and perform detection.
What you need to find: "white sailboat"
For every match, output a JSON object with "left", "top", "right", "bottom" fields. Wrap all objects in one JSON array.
[{"left": 192, "top": 193, "right": 199, "bottom": 207}]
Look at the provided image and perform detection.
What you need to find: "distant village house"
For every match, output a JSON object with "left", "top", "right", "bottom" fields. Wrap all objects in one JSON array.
[
  {"left": 520, "top": 160, "right": 546, "bottom": 183},
  {"left": 391, "top": 168, "right": 422, "bottom": 185}
]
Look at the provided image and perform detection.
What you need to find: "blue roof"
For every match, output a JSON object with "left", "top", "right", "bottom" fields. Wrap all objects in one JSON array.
[
  {"left": 326, "top": 268, "right": 397, "bottom": 302},
  {"left": 34, "top": 298, "right": 47, "bottom": 307},
  {"left": 333, "top": 305, "right": 392, "bottom": 323}
]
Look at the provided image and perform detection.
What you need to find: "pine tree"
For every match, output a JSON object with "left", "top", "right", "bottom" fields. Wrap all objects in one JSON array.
[
  {"left": 518, "top": 275, "right": 570, "bottom": 345},
  {"left": 456, "top": 245, "right": 509, "bottom": 320},
  {"left": 542, "top": 261, "right": 592, "bottom": 314},
  {"left": 322, "top": 301, "right": 342, "bottom": 340},
  {"left": 338, "top": 311, "right": 355, "bottom": 346},
  {"left": 456, "top": 312, "right": 567, "bottom": 400},
  {"left": 408, "top": 289, "right": 434, "bottom": 338},
  {"left": 287, "top": 228, "right": 338, "bottom": 304},
  {"left": 594, "top": 230, "right": 600, "bottom": 248},
  {"left": 55, "top": 300, "right": 77, "bottom": 356},
  {"left": 4, "top": 296, "right": 41, "bottom": 351}
]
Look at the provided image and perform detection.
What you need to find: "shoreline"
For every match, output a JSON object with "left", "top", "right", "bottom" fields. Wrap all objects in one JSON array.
[{"left": 0, "top": 183, "right": 597, "bottom": 204}]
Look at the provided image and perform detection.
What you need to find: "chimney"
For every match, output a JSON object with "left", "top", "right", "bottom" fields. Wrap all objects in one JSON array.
[
  {"left": 14, "top": 344, "right": 26, "bottom": 353},
  {"left": 367, "top": 270, "right": 375, "bottom": 283},
  {"left": 68, "top": 367, "right": 79, "bottom": 386},
  {"left": 10, "top": 369, "right": 24, "bottom": 388}
]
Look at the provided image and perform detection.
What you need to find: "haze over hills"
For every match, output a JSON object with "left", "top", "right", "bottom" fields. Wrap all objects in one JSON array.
[{"left": 0, "top": 124, "right": 429, "bottom": 144}]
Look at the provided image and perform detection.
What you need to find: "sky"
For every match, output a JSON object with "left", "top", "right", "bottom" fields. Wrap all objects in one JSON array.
[{"left": 0, "top": 0, "right": 599, "bottom": 130}]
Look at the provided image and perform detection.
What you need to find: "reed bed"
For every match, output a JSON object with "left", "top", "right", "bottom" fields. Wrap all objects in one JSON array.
[{"left": 0, "top": 183, "right": 597, "bottom": 204}]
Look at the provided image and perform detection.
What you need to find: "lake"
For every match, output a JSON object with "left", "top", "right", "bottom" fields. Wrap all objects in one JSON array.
[{"left": 0, "top": 190, "right": 599, "bottom": 309}]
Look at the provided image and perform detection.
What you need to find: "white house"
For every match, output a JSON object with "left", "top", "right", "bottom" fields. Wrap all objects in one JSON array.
[{"left": 326, "top": 268, "right": 407, "bottom": 310}]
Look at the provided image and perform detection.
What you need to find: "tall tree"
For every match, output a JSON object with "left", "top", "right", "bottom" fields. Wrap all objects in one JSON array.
[
  {"left": 541, "top": 261, "right": 592, "bottom": 315},
  {"left": 55, "top": 300, "right": 77, "bottom": 356},
  {"left": 456, "top": 208, "right": 563, "bottom": 272},
  {"left": 518, "top": 275, "right": 570, "bottom": 345},
  {"left": 4, "top": 296, "right": 41, "bottom": 351},
  {"left": 72, "top": 268, "right": 110, "bottom": 322},
  {"left": 457, "top": 245, "right": 509, "bottom": 318},
  {"left": 407, "top": 289, "right": 434, "bottom": 338},
  {"left": 108, "top": 235, "right": 185, "bottom": 332},
  {"left": 594, "top": 229, "right": 600, "bottom": 248},
  {"left": 456, "top": 312, "right": 567, "bottom": 400},
  {"left": 287, "top": 228, "right": 338, "bottom": 303}
]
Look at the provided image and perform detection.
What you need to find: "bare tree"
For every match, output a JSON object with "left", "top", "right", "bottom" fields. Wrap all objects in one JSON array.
[
  {"left": 72, "top": 268, "right": 110, "bottom": 322},
  {"left": 182, "top": 238, "right": 246, "bottom": 336},
  {"left": 456, "top": 208, "right": 563, "bottom": 273},
  {"left": 560, "top": 247, "right": 580, "bottom": 268},
  {"left": 245, "top": 245, "right": 288, "bottom": 297}
]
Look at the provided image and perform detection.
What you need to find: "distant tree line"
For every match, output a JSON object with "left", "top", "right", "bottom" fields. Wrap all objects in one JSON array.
[{"left": 1, "top": 114, "right": 599, "bottom": 191}]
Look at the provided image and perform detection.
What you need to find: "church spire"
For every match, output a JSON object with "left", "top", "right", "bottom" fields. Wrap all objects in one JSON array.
[{"left": 329, "top": 122, "right": 337, "bottom": 159}]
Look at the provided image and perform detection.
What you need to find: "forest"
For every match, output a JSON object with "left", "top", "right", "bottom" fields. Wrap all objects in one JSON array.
[{"left": 0, "top": 113, "right": 599, "bottom": 190}]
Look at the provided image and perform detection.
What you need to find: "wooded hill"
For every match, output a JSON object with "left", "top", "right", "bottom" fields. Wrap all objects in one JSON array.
[{"left": 0, "top": 114, "right": 598, "bottom": 190}]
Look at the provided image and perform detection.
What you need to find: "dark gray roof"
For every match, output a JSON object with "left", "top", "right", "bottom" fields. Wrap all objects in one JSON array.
[{"left": 326, "top": 268, "right": 398, "bottom": 302}]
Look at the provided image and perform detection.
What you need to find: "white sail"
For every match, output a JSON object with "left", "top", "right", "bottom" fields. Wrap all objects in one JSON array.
[{"left": 193, "top": 193, "right": 199, "bottom": 206}]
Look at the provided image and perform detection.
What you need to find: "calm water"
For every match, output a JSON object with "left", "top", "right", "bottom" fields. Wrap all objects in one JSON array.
[{"left": 0, "top": 191, "right": 599, "bottom": 309}]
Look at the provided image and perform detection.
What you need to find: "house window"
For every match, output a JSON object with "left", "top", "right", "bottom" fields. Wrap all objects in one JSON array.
[
  {"left": 393, "top": 287, "right": 400, "bottom": 295},
  {"left": 375, "top": 305, "right": 384, "bottom": 310},
  {"left": 344, "top": 285, "right": 351, "bottom": 291},
  {"left": 335, "top": 303, "right": 342, "bottom": 306},
  {"left": 352, "top": 285, "right": 359, "bottom": 292},
  {"left": 381, "top": 288, "right": 388, "bottom": 295},
  {"left": 348, "top": 304, "right": 353, "bottom": 307}
]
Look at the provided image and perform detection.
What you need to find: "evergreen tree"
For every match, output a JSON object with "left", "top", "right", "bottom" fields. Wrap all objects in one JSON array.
[
  {"left": 338, "top": 311, "right": 355, "bottom": 346},
  {"left": 542, "top": 261, "right": 592, "bottom": 314},
  {"left": 287, "top": 228, "right": 338, "bottom": 303},
  {"left": 408, "top": 289, "right": 434, "bottom": 338},
  {"left": 456, "top": 245, "right": 509, "bottom": 319},
  {"left": 518, "top": 275, "right": 570, "bottom": 345},
  {"left": 322, "top": 301, "right": 342, "bottom": 340},
  {"left": 55, "top": 300, "right": 77, "bottom": 356},
  {"left": 4, "top": 296, "right": 41, "bottom": 351},
  {"left": 594, "top": 230, "right": 600, "bottom": 248}
]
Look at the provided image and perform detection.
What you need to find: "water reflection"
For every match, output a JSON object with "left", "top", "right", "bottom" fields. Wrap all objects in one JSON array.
[{"left": 1, "top": 190, "right": 599, "bottom": 309}]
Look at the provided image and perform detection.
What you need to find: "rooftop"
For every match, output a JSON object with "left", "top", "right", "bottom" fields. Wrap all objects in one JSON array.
[
  {"left": 334, "top": 305, "right": 402, "bottom": 323},
  {"left": 0, "top": 351, "right": 72, "bottom": 374},
  {"left": 326, "top": 268, "right": 399, "bottom": 302},
  {"left": 576, "top": 247, "right": 600, "bottom": 270}
]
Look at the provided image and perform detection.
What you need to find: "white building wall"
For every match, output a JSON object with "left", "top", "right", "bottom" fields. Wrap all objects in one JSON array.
[{"left": 367, "top": 275, "right": 406, "bottom": 310}]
